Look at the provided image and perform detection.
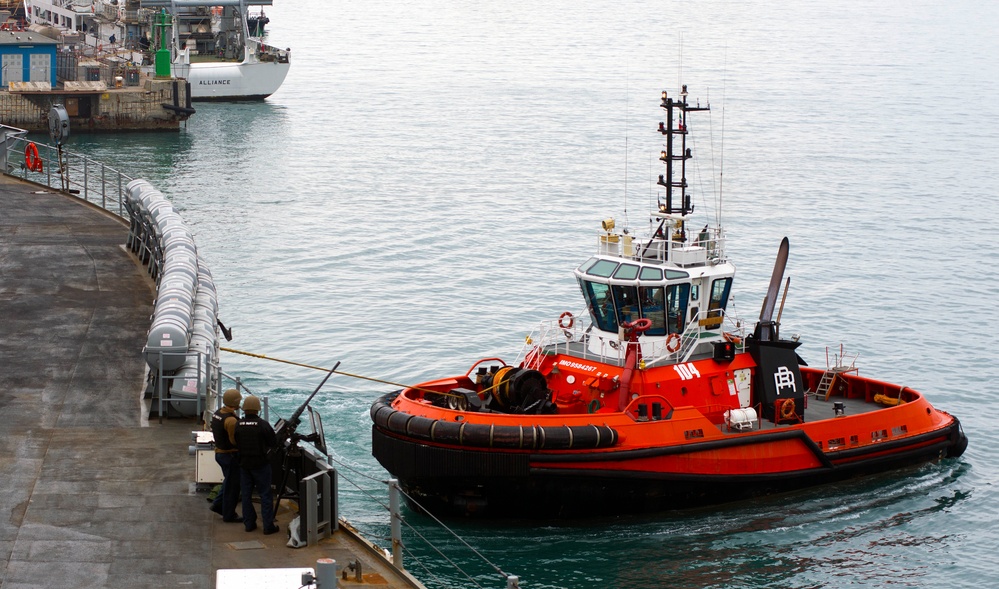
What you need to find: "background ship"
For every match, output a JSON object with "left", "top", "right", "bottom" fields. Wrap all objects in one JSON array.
[{"left": 23, "top": 0, "right": 289, "bottom": 100}]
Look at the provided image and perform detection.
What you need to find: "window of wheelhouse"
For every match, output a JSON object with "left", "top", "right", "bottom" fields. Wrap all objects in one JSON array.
[
  {"left": 666, "top": 284, "right": 690, "bottom": 334},
  {"left": 579, "top": 280, "right": 617, "bottom": 332},
  {"left": 706, "top": 277, "right": 732, "bottom": 329},
  {"left": 611, "top": 284, "right": 641, "bottom": 325}
]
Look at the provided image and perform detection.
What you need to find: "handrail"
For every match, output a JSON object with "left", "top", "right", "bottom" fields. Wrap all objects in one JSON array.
[
  {"left": 0, "top": 124, "right": 133, "bottom": 221},
  {"left": 518, "top": 307, "right": 747, "bottom": 369}
]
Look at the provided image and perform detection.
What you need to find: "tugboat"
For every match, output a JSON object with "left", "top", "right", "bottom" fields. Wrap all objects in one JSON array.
[{"left": 371, "top": 86, "right": 968, "bottom": 518}]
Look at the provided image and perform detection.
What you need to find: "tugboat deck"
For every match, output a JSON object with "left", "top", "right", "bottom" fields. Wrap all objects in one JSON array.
[
  {"left": 0, "top": 175, "right": 422, "bottom": 588},
  {"left": 717, "top": 394, "right": 880, "bottom": 435}
]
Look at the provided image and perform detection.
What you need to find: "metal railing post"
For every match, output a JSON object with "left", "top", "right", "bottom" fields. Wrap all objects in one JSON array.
[
  {"left": 101, "top": 164, "right": 106, "bottom": 209},
  {"left": 83, "top": 157, "right": 89, "bottom": 202},
  {"left": 388, "top": 478, "right": 403, "bottom": 568}
]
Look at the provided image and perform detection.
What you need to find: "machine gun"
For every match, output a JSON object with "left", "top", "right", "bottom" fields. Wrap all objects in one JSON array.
[
  {"left": 272, "top": 362, "right": 340, "bottom": 511},
  {"left": 273, "top": 361, "right": 339, "bottom": 450}
]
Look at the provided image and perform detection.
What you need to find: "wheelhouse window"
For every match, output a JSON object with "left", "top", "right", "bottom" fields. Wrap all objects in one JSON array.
[
  {"left": 585, "top": 259, "right": 618, "bottom": 278},
  {"left": 705, "top": 277, "right": 732, "bottom": 329},
  {"left": 580, "top": 279, "right": 617, "bottom": 332},
  {"left": 666, "top": 284, "right": 690, "bottom": 334},
  {"left": 611, "top": 285, "right": 641, "bottom": 324},
  {"left": 640, "top": 286, "right": 667, "bottom": 335}
]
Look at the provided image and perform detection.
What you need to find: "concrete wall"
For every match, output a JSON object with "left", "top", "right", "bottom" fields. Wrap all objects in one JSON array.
[{"left": 0, "top": 77, "right": 191, "bottom": 132}]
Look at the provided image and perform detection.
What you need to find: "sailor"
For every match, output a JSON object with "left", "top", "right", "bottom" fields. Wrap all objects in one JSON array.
[
  {"left": 209, "top": 388, "right": 242, "bottom": 523},
  {"left": 234, "top": 395, "right": 279, "bottom": 534}
]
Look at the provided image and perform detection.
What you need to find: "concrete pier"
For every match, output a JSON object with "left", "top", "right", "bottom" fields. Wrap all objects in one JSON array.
[
  {"left": 0, "top": 174, "right": 423, "bottom": 588},
  {"left": 0, "top": 77, "right": 193, "bottom": 133}
]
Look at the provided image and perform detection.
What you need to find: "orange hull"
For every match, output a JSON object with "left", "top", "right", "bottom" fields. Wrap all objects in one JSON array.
[{"left": 371, "top": 351, "right": 966, "bottom": 517}]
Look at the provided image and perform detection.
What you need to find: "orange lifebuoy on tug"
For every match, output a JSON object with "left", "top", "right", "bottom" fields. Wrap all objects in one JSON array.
[
  {"left": 779, "top": 398, "right": 797, "bottom": 421},
  {"left": 665, "top": 332, "right": 681, "bottom": 353},
  {"left": 24, "top": 142, "right": 42, "bottom": 172},
  {"left": 558, "top": 311, "right": 574, "bottom": 329}
]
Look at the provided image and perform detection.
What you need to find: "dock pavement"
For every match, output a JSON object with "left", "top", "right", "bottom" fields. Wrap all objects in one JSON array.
[{"left": 0, "top": 174, "right": 423, "bottom": 588}]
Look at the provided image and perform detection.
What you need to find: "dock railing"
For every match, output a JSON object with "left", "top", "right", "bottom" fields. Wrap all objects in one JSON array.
[
  {"left": 331, "top": 459, "right": 522, "bottom": 589},
  {"left": 0, "top": 125, "right": 133, "bottom": 221}
]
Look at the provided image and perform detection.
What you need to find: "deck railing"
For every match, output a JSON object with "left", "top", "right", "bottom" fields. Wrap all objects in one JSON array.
[
  {"left": 517, "top": 307, "right": 747, "bottom": 369},
  {"left": 0, "top": 125, "right": 133, "bottom": 221}
]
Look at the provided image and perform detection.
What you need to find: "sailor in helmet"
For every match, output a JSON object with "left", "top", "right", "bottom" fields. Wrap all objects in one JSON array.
[
  {"left": 209, "top": 388, "right": 243, "bottom": 522},
  {"left": 234, "top": 395, "right": 279, "bottom": 534}
]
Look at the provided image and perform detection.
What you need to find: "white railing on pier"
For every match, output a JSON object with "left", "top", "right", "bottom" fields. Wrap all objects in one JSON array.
[{"left": 0, "top": 125, "right": 133, "bottom": 221}]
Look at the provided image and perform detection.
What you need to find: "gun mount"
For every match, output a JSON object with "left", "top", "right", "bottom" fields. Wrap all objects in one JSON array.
[{"left": 271, "top": 362, "right": 340, "bottom": 515}]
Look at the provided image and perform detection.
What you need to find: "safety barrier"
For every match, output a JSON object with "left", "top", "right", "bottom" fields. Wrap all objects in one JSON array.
[{"left": 0, "top": 125, "right": 133, "bottom": 220}]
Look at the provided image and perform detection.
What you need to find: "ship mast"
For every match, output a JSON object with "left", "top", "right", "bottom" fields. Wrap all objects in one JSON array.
[{"left": 657, "top": 85, "right": 709, "bottom": 226}]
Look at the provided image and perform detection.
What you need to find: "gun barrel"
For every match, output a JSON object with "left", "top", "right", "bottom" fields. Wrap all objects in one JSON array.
[{"left": 287, "top": 361, "right": 340, "bottom": 429}]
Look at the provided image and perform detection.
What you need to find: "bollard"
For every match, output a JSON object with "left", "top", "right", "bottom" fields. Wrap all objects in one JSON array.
[
  {"left": 507, "top": 575, "right": 521, "bottom": 588},
  {"left": 315, "top": 558, "right": 337, "bottom": 589}
]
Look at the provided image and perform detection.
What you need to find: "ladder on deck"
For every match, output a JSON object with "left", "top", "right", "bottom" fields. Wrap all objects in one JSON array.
[{"left": 815, "top": 346, "right": 859, "bottom": 400}]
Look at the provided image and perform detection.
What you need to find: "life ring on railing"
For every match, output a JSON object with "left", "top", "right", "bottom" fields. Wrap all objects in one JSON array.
[
  {"left": 722, "top": 332, "right": 742, "bottom": 345},
  {"left": 665, "top": 332, "right": 681, "bottom": 353},
  {"left": 24, "top": 142, "right": 42, "bottom": 172},
  {"left": 558, "top": 311, "right": 574, "bottom": 329}
]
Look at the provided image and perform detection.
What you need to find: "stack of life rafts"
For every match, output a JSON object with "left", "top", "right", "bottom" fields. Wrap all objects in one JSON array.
[{"left": 125, "top": 179, "right": 220, "bottom": 417}]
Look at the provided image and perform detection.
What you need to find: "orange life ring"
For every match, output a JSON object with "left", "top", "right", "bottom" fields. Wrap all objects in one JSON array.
[
  {"left": 665, "top": 332, "right": 681, "bottom": 353},
  {"left": 24, "top": 142, "right": 42, "bottom": 172},
  {"left": 722, "top": 332, "right": 742, "bottom": 345},
  {"left": 779, "top": 398, "right": 797, "bottom": 421},
  {"left": 558, "top": 311, "right": 574, "bottom": 329}
]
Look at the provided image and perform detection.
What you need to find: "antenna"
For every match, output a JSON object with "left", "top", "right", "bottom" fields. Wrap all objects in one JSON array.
[
  {"left": 718, "top": 45, "right": 728, "bottom": 229},
  {"left": 624, "top": 72, "right": 629, "bottom": 227}
]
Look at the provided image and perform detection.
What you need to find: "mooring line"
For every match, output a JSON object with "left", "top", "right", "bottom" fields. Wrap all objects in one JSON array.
[{"left": 220, "top": 346, "right": 469, "bottom": 397}]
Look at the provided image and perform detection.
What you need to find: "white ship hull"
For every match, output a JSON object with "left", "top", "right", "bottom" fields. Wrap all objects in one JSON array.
[{"left": 175, "top": 59, "right": 290, "bottom": 101}]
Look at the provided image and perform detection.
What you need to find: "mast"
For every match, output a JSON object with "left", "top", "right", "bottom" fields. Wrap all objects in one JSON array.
[{"left": 657, "top": 85, "right": 709, "bottom": 218}]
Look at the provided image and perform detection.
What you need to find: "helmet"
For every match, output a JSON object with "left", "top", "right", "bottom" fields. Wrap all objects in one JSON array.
[
  {"left": 242, "top": 395, "right": 261, "bottom": 413},
  {"left": 222, "top": 388, "right": 242, "bottom": 408}
]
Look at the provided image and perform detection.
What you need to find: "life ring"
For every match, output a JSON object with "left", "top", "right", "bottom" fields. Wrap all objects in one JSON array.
[
  {"left": 558, "top": 311, "right": 574, "bottom": 329},
  {"left": 24, "top": 142, "right": 42, "bottom": 172},
  {"left": 722, "top": 332, "right": 742, "bottom": 345},
  {"left": 779, "top": 398, "right": 797, "bottom": 421},
  {"left": 665, "top": 332, "right": 681, "bottom": 353}
]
